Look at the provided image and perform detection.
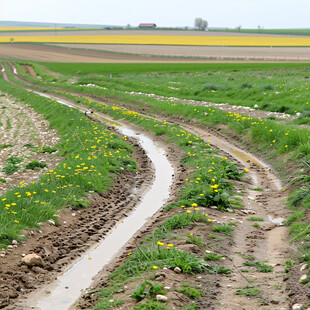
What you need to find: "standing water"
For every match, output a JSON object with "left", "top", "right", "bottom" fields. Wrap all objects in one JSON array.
[{"left": 29, "top": 127, "right": 174, "bottom": 310}]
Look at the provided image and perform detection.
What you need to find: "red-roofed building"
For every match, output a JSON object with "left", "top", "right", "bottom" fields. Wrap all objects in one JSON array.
[{"left": 138, "top": 23, "right": 157, "bottom": 29}]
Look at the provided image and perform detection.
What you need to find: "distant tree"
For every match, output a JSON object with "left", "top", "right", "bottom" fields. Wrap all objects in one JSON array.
[
  {"left": 236, "top": 25, "right": 242, "bottom": 32},
  {"left": 126, "top": 24, "right": 131, "bottom": 28},
  {"left": 258, "top": 25, "right": 261, "bottom": 32},
  {"left": 195, "top": 18, "right": 208, "bottom": 31}
]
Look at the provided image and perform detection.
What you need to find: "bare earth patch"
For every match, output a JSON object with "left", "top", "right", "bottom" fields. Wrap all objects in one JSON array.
[{"left": 0, "top": 92, "right": 60, "bottom": 195}]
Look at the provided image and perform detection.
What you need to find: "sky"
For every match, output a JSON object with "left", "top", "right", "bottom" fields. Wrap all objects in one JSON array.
[{"left": 0, "top": 0, "right": 309, "bottom": 29}]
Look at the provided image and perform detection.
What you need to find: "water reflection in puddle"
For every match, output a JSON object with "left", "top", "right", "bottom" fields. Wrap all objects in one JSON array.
[{"left": 32, "top": 127, "right": 174, "bottom": 310}]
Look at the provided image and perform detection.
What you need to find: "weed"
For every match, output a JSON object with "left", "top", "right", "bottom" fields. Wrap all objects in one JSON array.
[
  {"left": 179, "top": 283, "right": 203, "bottom": 299},
  {"left": 183, "top": 302, "right": 199, "bottom": 310},
  {"left": 211, "top": 224, "right": 234, "bottom": 235},
  {"left": 5, "top": 156, "right": 23, "bottom": 165},
  {"left": 94, "top": 298, "right": 124, "bottom": 310},
  {"left": 204, "top": 253, "right": 223, "bottom": 261},
  {"left": 249, "top": 188, "right": 263, "bottom": 191},
  {"left": 0, "top": 178, "right": 6, "bottom": 183},
  {"left": 186, "top": 235, "right": 204, "bottom": 247},
  {"left": 247, "top": 217, "right": 264, "bottom": 221},
  {"left": 208, "top": 266, "right": 232, "bottom": 274},
  {"left": 38, "top": 145, "right": 58, "bottom": 154},
  {"left": 131, "top": 280, "right": 166, "bottom": 301},
  {"left": 253, "top": 223, "right": 260, "bottom": 228},
  {"left": 110, "top": 245, "right": 210, "bottom": 280},
  {"left": 235, "top": 287, "right": 262, "bottom": 296},
  {"left": 147, "top": 211, "right": 209, "bottom": 242},
  {"left": 133, "top": 300, "right": 169, "bottom": 310},
  {"left": 0, "top": 144, "right": 13, "bottom": 149},
  {"left": 243, "top": 261, "right": 274, "bottom": 272},
  {"left": 2, "top": 164, "right": 20, "bottom": 175},
  {"left": 25, "top": 160, "right": 47, "bottom": 170}
]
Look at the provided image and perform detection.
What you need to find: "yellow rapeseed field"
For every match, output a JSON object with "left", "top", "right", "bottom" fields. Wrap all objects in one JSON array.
[{"left": 2, "top": 35, "right": 310, "bottom": 46}]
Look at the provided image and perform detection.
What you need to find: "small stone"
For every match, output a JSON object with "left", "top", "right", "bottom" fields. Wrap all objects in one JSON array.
[
  {"left": 299, "top": 274, "right": 308, "bottom": 283},
  {"left": 7, "top": 245, "right": 13, "bottom": 249},
  {"left": 164, "top": 286, "right": 170, "bottom": 290},
  {"left": 174, "top": 267, "right": 182, "bottom": 274},
  {"left": 22, "top": 253, "right": 44, "bottom": 266},
  {"left": 300, "top": 264, "right": 308, "bottom": 271},
  {"left": 48, "top": 219, "right": 55, "bottom": 226},
  {"left": 72, "top": 213, "right": 76, "bottom": 217},
  {"left": 156, "top": 295, "right": 168, "bottom": 302},
  {"left": 292, "top": 304, "right": 303, "bottom": 310},
  {"left": 12, "top": 240, "right": 18, "bottom": 245}
]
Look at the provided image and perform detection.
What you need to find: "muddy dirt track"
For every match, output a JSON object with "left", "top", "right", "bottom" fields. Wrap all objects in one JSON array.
[
  {"left": 0, "top": 63, "right": 308, "bottom": 309},
  {"left": 0, "top": 43, "right": 310, "bottom": 62}
]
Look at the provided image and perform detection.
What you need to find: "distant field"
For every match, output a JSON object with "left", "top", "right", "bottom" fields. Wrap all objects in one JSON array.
[
  {"left": 0, "top": 27, "right": 80, "bottom": 32},
  {"left": 210, "top": 28, "right": 310, "bottom": 36},
  {"left": 3, "top": 34, "right": 310, "bottom": 46},
  {"left": 1, "top": 43, "right": 310, "bottom": 63},
  {"left": 49, "top": 44, "right": 310, "bottom": 61}
]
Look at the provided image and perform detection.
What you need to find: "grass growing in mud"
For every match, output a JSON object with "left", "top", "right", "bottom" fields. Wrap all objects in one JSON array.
[{"left": 0, "top": 79, "right": 136, "bottom": 247}]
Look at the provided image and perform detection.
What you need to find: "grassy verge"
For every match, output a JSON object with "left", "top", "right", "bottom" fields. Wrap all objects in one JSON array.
[{"left": 0, "top": 78, "right": 136, "bottom": 247}]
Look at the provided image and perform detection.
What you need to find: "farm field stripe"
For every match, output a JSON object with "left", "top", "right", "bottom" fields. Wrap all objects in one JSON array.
[{"left": 3, "top": 35, "right": 310, "bottom": 46}]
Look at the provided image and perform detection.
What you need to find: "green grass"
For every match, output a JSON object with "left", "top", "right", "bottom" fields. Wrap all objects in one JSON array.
[
  {"left": 243, "top": 261, "right": 274, "bottom": 272},
  {"left": 247, "top": 217, "right": 264, "bottom": 221},
  {"left": 235, "top": 287, "right": 262, "bottom": 296},
  {"left": 179, "top": 283, "right": 203, "bottom": 299},
  {"left": 0, "top": 78, "right": 136, "bottom": 246},
  {"left": 204, "top": 253, "right": 223, "bottom": 261},
  {"left": 211, "top": 224, "right": 234, "bottom": 235},
  {"left": 25, "top": 160, "right": 48, "bottom": 170},
  {"left": 40, "top": 62, "right": 310, "bottom": 76},
  {"left": 186, "top": 235, "right": 205, "bottom": 247}
]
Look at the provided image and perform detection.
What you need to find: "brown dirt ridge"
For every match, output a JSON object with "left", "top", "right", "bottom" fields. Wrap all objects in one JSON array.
[{"left": 0, "top": 43, "right": 309, "bottom": 63}]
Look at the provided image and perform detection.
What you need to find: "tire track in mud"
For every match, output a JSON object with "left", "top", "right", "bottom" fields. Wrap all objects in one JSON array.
[
  {"left": 179, "top": 123, "right": 290, "bottom": 310},
  {"left": 3, "top": 63, "right": 291, "bottom": 309}
]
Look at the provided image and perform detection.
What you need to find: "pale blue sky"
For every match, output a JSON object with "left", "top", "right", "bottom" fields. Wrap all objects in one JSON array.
[{"left": 0, "top": 0, "right": 309, "bottom": 29}]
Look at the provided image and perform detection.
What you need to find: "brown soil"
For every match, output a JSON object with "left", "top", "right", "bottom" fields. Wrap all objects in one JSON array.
[
  {"left": 0, "top": 93, "right": 60, "bottom": 195},
  {"left": 21, "top": 65, "right": 38, "bottom": 78},
  {"left": 0, "top": 43, "right": 309, "bottom": 63},
  {"left": 48, "top": 43, "right": 310, "bottom": 61}
]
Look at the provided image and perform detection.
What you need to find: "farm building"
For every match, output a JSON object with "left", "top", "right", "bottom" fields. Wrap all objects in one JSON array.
[{"left": 138, "top": 23, "right": 157, "bottom": 29}]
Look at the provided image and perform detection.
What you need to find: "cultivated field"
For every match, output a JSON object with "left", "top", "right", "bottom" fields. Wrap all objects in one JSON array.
[{"left": 0, "top": 43, "right": 310, "bottom": 62}]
